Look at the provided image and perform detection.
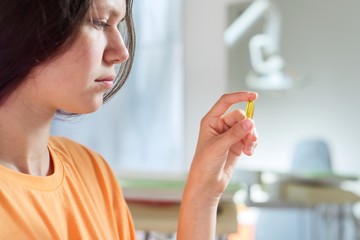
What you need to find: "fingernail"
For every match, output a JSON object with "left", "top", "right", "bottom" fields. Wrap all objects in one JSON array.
[
  {"left": 242, "top": 119, "right": 253, "bottom": 131},
  {"left": 248, "top": 146, "right": 254, "bottom": 155},
  {"left": 253, "top": 129, "right": 258, "bottom": 137},
  {"left": 248, "top": 143, "right": 257, "bottom": 154}
]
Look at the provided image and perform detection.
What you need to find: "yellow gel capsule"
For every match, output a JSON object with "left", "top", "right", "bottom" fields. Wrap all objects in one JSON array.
[{"left": 246, "top": 100, "right": 255, "bottom": 119}]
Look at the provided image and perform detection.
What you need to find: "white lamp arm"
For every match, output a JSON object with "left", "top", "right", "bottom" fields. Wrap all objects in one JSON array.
[
  {"left": 224, "top": 0, "right": 270, "bottom": 46},
  {"left": 249, "top": 34, "right": 284, "bottom": 74}
]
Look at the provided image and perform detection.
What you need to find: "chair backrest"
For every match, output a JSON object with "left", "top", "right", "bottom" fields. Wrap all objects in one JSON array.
[{"left": 291, "top": 138, "right": 332, "bottom": 173}]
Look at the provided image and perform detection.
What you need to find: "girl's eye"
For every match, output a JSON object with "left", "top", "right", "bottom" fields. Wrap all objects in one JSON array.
[{"left": 91, "top": 19, "right": 110, "bottom": 30}]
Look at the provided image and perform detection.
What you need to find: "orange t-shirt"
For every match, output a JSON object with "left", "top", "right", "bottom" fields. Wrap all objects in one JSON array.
[{"left": 0, "top": 136, "right": 136, "bottom": 240}]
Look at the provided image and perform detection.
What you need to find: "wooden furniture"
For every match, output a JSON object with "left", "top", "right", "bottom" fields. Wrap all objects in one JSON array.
[
  {"left": 118, "top": 176, "right": 241, "bottom": 237},
  {"left": 127, "top": 200, "right": 238, "bottom": 235}
]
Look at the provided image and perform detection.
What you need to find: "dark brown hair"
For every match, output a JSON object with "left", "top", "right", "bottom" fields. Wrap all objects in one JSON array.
[{"left": 0, "top": 0, "right": 135, "bottom": 106}]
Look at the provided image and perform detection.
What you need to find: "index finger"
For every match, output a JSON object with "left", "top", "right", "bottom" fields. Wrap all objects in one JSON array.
[{"left": 206, "top": 91, "right": 258, "bottom": 118}]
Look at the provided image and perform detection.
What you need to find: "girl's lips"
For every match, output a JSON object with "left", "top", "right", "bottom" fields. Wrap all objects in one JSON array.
[
  {"left": 95, "top": 76, "right": 115, "bottom": 82},
  {"left": 95, "top": 77, "right": 115, "bottom": 88}
]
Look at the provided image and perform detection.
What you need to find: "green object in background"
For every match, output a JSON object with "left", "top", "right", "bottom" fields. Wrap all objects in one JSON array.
[{"left": 118, "top": 176, "right": 242, "bottom": 203}]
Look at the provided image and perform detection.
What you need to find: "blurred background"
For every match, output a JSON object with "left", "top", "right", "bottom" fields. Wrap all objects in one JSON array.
[
  {"left": 52, "top": 0, "right": 360, "bottom": 239},
  {"left": 226, "top": 0, "right": 360, "bottom": 174}
]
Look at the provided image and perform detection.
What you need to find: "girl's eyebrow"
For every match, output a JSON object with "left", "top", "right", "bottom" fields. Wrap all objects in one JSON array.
[
  {"left": 110, "top": 8, "right": 126, "bottom": 20},
  {"left": 95, "top": 3, "right": 126, "bottom": 20}
]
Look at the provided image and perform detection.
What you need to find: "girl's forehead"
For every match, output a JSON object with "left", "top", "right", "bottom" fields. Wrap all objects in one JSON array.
[{"left": 91, "top": 0, "right": 126, "bottom": 17}]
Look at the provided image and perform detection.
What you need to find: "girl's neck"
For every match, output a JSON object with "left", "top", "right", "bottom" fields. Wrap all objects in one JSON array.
[{"left": 0, "top": 94, "right": 54, "bottom": 176}]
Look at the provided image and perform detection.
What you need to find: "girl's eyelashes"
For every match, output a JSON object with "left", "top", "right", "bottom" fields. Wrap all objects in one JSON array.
[{"left": 91, "top": 19, "right": 110, "bottom": 30}]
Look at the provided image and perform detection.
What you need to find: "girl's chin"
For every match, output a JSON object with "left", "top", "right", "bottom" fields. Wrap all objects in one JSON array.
[{"left": 57, "top": 100, "right": 104, "bottom": 115}]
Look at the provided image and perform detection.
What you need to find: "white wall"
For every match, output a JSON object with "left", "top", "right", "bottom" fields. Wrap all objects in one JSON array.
[
  {"left": 183, "top": 0, "right": 228, "bottom": 166},
  {"left": 184, "top": 0, "right": 360, "bottom": 174}
]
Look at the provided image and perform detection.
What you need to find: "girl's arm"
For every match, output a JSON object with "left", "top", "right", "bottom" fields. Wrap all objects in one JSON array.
[{"left": 177, "top": 91, "right": 258, "bottom": 239}]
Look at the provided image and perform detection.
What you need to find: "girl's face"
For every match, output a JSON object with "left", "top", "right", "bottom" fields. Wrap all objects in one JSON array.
[{"left": 24, "top": 0, "right": 128, "bottom": 115}]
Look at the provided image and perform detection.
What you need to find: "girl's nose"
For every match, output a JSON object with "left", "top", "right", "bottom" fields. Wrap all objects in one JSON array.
[{"left": 103, "top": 29, "right": 129, "bottom": 65}]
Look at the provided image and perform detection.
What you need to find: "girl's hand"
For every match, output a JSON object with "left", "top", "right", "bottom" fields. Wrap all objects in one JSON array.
[
  {"left": 187, "top": 91, "right": 258, "bottom": 203},
  {"left": 178, "top": 91, "right": 258, "bottom": 240}
]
